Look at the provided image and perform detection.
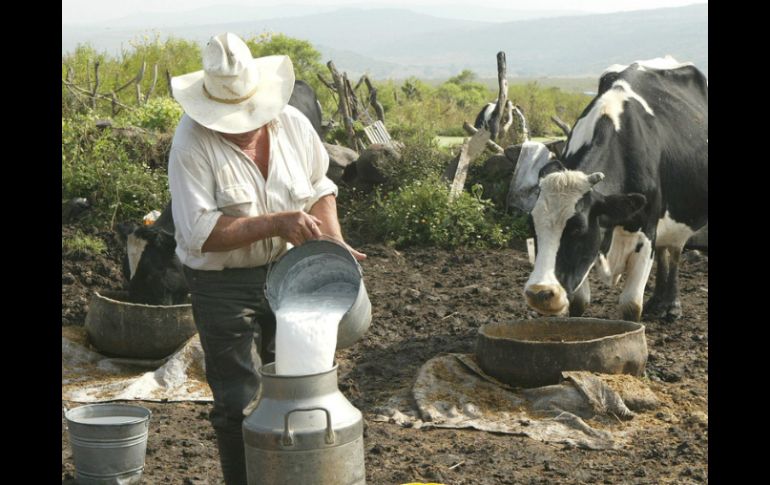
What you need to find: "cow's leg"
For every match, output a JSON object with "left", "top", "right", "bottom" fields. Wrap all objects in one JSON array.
[
  {"left": 644, "top": 247, "right": 669, "bottom": 313},
  {"left": 618, "top": 238, "right": 653, "bottom": 322},
  {"left": 568, "top": 278, "right": 591, "bottom": 317},
  {"left": 644, "top": 246, "right": 683, "bottom": 321}
]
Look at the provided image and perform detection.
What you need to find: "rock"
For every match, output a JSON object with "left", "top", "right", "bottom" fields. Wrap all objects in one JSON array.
[
  {"left": 504, "top": 144, "right": 523, "bottom": 163},
  {"left": 352, "top": 144, "right": 400, "bottom": 186},
  {"left": 323, "top": 142, "right": 359, "bottom": 184}
]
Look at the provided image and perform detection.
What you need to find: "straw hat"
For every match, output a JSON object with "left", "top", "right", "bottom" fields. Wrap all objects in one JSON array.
[{"left": 171, "top": 32, "right": 295, "bottom": 134}]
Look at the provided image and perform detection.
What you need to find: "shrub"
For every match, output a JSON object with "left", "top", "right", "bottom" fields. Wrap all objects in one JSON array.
[
  {"left": 372, "top": 178, "right": 510, "bottom": 249},
  {"left": 62, "top": 114, "right": 170, "bottom": 228},
  {"left": 122, "top": 97, "right": 183, "bottom": 132}
]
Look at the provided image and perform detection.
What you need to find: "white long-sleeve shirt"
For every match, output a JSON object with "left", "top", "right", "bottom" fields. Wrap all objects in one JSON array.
[{"left": 168, "top": 105, "right": 338, "bottom": 270}]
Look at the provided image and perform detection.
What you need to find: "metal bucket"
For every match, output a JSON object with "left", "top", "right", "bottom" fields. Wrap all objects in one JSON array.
[
  {"left": 266, "top": 239, "right": 371, "bottom": 348},
  {"left": 65, "top": 404, "right": 152, "bottom": 485},
  {"left": 243, "top": 363, "right": 366, "bottom": 485}
]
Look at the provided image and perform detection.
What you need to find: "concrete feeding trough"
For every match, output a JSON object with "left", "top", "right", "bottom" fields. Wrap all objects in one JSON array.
[
  {"left": 84, "top": 290, "right": 196, "bottom": 359},
  {"left": 476, "top": 318, "right": 648, "bottom": 388}
]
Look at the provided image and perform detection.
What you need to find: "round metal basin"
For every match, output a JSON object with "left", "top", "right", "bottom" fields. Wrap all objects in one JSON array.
[
  {"left": 476, "top": 318, "right": 647, "bottom": 388},
  {"left": 84, "top": 290, "right": 196, "bottom": 359}
]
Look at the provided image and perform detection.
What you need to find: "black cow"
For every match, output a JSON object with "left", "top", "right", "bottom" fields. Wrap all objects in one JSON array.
[
  {"left": 289, "top": 79, "right": 323, "bottom": 136},
  {"left": 523, "top": 57, "right": 707, "bottom": 322},
  {"left": 474, "top": 100, "right": 514, "bottom": 141},
  {"left": 117, "top": 200, "right": 188, "bottom": 305}
]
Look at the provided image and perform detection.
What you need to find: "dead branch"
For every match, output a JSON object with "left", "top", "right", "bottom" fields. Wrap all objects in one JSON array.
[
  {"left": 551, "top": 115, "right": 571, "bottom": 137},
  {"left": 362, "top": 75, "right": 384, "bottom": 122},
  {"left": 462, "top": 121, "right": 504, "bottom": 153},
  {"left": 62, "top": 79, "right": 134, "bottom": 111},
  {"left": 135, "top": 61, "right": 146, "bottom": 105},
  {"left": 450, "top": 129, "right": 491, "bottom": 200},
  {"left": 165, "top": 69, "right": 172, "bottom": 96},
  {"left": 144, "top": 64, "right": 159, "bottom": 103},
  {"left": 492, "top": 51, "right": 508, "bottom": 142},
  {"left": 92, "top": 60, "right": 101, "bottom": 109},
  {"left": 317, "top": 73, "right": 336, "bottom": 92},
  {"left": 327, "top": 61, "right": 357, "bottom": 149}
]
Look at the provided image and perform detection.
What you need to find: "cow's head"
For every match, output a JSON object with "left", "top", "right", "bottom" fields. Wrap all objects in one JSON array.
[{"left": 524, "top": 161, "right": 646, "bottom": 316}]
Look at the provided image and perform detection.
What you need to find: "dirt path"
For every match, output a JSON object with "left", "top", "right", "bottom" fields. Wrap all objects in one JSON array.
[{"left": 62, "top": 242, "right": 708, "bottom": 484}]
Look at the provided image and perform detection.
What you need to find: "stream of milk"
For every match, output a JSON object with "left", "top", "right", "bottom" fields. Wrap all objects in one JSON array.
[{"left": 274, "top": 283, "right": 356, "bottom": 375}]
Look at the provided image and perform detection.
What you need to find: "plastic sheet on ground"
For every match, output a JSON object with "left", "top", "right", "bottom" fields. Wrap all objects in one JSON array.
[
  {"left": 372, "top": 353, "right": 660, "bottom": 450},
  {"left": 62, "top": 326, "right": 212, "bottom": 403}
]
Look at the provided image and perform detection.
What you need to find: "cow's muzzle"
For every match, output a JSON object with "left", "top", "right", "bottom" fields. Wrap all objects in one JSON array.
[{"left": 524, "top": 284, "right": 569, "bottom": 315}]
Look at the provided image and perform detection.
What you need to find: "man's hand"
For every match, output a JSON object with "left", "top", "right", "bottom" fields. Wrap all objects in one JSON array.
[
  {"left": 270, "top": 211, "right": 323, "bottom": 246},
  {"left": 344, "top": 242, "right": 367, "bottom": 261}
]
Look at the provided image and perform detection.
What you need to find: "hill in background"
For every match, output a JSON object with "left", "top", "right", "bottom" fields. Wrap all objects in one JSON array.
[{"left": 62, "top": 4, "right": 707, "bottom": 80}]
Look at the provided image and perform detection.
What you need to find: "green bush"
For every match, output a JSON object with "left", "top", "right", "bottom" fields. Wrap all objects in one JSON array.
[
  {"left": 122, "top": 97, "right": 183, "bottom": 132},
  {"left": 62, "top": 114, "right": 170, "bottom": 228},
  {"left": 62, "top": 231, "right": 107, "bottom": 258},
  {"left": 372, "top": 178, "right": 510, "bottom": 249}
]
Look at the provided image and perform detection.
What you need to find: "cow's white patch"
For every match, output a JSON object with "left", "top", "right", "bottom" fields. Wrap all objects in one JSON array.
[
  {"left": 126, "top": 233, "right": 148, "bottom": 280},
  {"left": 600, "top": 226, "right": 648, "bottom": 287},
  {"left": 501, "top": 101, "right": 514, "bottom": 135},
  {"left": 618, "top": 233, "right": 653, "bottom": 320},
  {"left": 482, "top": 103, "right": 495, "bottom": 124},
  {"left": 566, "top": 80, "right": 654, "bottom": 156},
  {"left": 507, "top": 141, "right": 553, "bottom": 213},
  {"left": 512, "top": 105, "right": 529, "bottom": 141},
  {"left": 600, "top": 56, "right": 692, "bottom": 77},
  {"left": 656, "top": 211, "right": 695, "bottom": 248},
  {"left": 526, "top": 171, "right": 595, "bottom": 293}
]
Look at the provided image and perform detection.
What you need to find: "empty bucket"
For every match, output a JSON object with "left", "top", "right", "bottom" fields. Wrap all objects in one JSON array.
[{"left": 65, "top": 403, "right": 152, "bottom": 485}]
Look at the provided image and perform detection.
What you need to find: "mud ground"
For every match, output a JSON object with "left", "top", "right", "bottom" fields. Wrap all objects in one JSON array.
[{"left": 62, "top": 232, "right": 708, "bottom": 484}]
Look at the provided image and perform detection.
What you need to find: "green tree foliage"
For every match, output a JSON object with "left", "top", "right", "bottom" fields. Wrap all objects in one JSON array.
[{"left": 245, "top": 33, "right": 332, "bottom": 111}]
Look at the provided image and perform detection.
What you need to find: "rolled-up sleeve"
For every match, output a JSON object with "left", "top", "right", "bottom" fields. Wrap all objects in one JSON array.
[
  {"left": 168, "top": 146, "right": 224, "bottom": 260},
  {"left": 303, "top": 126, "right": 338, "bottom": 211}
]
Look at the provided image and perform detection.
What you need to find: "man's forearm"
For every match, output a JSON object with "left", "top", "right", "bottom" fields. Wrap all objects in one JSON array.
[
  {"left": 201, "top": 214, "right": 275, "bottom": 252},
  {"left": 309, "top": 194, "right": 343, "bottom": 240}
]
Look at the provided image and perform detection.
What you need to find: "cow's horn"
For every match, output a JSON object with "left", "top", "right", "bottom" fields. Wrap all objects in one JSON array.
[{"left": 588, "top": 172, "right": 605, "bottom": 186}]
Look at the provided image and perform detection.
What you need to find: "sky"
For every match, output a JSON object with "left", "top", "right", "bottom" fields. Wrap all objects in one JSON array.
[{"left": 62, "top": 0, "right": 708, "bottom": 24}]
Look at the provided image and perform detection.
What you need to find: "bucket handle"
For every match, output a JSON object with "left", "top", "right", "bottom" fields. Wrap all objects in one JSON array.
[{"left": 281, "top": 407, "right": 335, "bottom": 447}]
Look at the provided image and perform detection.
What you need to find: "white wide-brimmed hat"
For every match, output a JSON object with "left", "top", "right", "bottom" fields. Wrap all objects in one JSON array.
[{"left": 171, "top": 32, "right": 295, "bottom": 134}]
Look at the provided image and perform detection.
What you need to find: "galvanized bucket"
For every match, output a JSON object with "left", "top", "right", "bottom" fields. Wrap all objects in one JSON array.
[
  {"left": 65, "top": 403, "right": 151, "bottom": 485},
  {"left": 266, "top": 239, "right": 371, "bottom": 349}
]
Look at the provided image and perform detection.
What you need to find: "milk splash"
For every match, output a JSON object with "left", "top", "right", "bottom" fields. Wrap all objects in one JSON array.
[{"left": 274, "top": 282, "right": 356, "bottom": 375}]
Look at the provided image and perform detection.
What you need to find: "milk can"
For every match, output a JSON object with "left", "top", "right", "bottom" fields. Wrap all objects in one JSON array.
[{"left": 243, "top": 363, "right": 366, "bottom": 485}]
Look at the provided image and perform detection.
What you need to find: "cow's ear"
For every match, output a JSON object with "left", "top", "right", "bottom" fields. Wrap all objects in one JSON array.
[
  {"left": 538, "top": 160, "right": 565, "bottom": 179},
  {"left": 593, "top": 193, "right": 647, "bottom": 226}
]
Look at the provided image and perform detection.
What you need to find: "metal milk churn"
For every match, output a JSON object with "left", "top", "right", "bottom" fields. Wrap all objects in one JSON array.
[{"left": 242, "top": 363, "right": 366, "bottom": 484}]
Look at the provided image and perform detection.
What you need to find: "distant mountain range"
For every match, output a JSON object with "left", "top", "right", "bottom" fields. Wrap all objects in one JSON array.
[{"left": 62, "top": 4, "right": 708, "bottom": 80}]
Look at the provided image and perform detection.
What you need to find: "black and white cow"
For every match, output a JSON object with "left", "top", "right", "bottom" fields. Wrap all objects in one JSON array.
[
  {"left": 117, "top": 200, "right": 189, "bottom": 305},
  {"left": 474, "top": 100, "right": 514, "bottom": 141},
  {"left": 523, "top": 57, "right": 707, "bottom": 322}
]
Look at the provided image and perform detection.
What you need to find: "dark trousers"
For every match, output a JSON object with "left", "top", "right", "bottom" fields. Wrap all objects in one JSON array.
[{"left": 183, "top": 265, "right": 275, "bottom": 485}]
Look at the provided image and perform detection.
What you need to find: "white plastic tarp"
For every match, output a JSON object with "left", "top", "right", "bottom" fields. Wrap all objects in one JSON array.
[{"left": 62, "top": 326, "right": 212, "bottom": 403}]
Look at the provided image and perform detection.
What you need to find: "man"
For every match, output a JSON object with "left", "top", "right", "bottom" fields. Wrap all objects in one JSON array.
[{"left": 168, "top": 32, "right": 365, "bottom": 484}]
